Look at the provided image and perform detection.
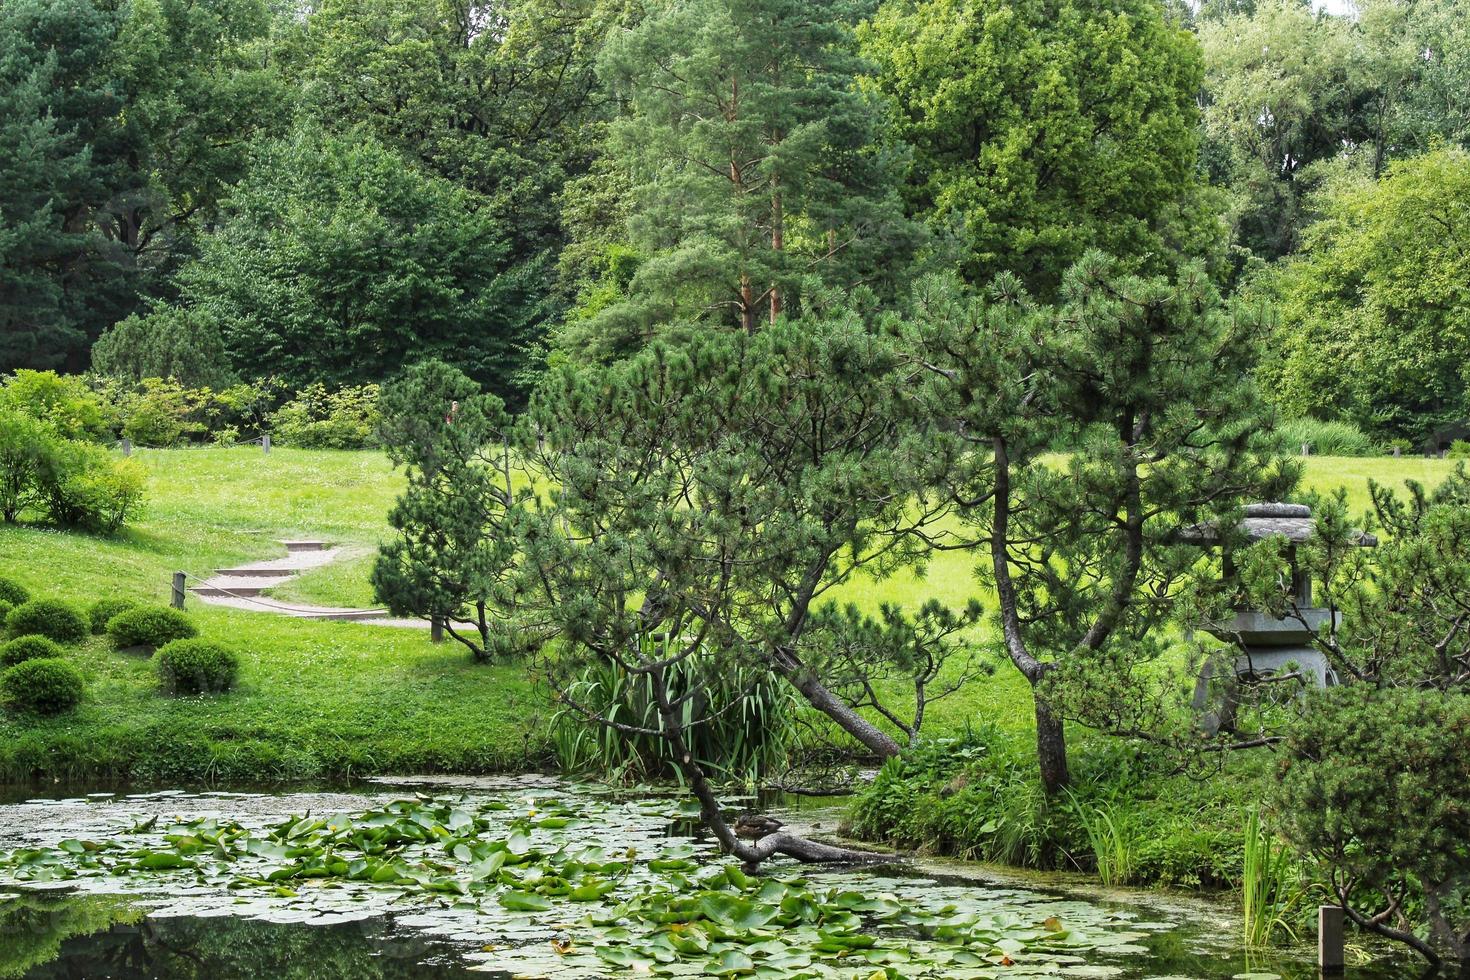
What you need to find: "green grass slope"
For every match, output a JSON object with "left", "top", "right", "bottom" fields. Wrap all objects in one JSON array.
[{"left": 0, "top": 447, "right": 1456, "bottom": 787}]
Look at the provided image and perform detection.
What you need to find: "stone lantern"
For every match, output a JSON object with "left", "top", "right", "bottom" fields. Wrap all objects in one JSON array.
[{"left": 1182, "top": 502, "right": 1376, "bottom": 688}]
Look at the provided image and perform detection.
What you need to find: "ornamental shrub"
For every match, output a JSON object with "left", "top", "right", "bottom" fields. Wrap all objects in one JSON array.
[
  {"left": 153, "top": 639, "right": 239, "bottom": 695},
  {"left": 0, "top": 576, "right": 28, "bottom": 606},
  {"left": 87, "top": 597, "right": 139, "bottom": 635},
  {"left": 268, "top": 383, "right": 381, "bottom": 449},
  {"left": 5, "top": 599, "right": 87, "bottom": 643},
  {"left": 0, "top": 635, "right": 65, "bottom": 667},
  {"left": 33, "top": 440, "right": 145, "bottom": 534},
  {"left": 0, "top": 658, "right": 84, "bottom": 715},
  {"left": 107, "top": 606, "right": 198, "bottom": 650}
]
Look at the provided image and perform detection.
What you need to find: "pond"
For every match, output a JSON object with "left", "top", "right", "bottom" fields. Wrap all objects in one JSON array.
[{"left": 0, "top": 777, "right": 1418, "bottom": 979}]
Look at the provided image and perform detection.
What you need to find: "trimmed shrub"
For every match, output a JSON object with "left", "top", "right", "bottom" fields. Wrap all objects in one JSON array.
[
  {"left": 107, "top": 606, "right": 197, "bottom": 650},
  {"left": 154, "top": 639, "right": 239, "bottom": 695},
  {"left": 87, "top": 597, "right": 139, "bottom": 635},
  {"left": 0, "top": 635, "right": 65, "bottom": 667},
  {"left": 0, "top": 600, "right": 10, "bottom": 624},
  {"left": 6, "top": 599, "right": 87, "bottom": 643},
  {"left": 0, "top": 576, "right": 29, "bottom": 606},
  {"left": 0, "top": 658, "right": 84, "bottom": 715}
]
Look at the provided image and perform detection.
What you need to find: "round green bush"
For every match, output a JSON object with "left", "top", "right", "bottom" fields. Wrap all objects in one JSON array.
[
  {"left": 5, "top": 599, "right": 87, "bottom": 643},
  {"left": 88, "top": 597, "right": 139, "bottom": 635},
  {"left": 107, "top": 605, "right": 198, "bottom": 650},
  {"left": 154, "top": 639, "right": 239, "bottom": 695},
  {"left": 0, "top": 658, "right": 84, "bottom": 715},
  {"left": 0, "top": 634, "right": 65, "bottom": 667},
  {"left": 0, "top": 576, "right": 28, "bottom": 607},
  {"left": 0, "top": 600, "right": 12, "bottom": 624}
]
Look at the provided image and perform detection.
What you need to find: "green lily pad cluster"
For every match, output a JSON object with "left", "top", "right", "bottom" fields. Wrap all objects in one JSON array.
[{"left": 0, "top": 792, "right": 1165, "bottom": 979}]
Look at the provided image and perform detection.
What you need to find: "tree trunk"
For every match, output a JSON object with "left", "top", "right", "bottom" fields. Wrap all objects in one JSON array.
[
  {"left": 770, "top": 182, "right": 783, "bottom": 324},
  {"left": 1033, "top": 696, "right": 1069, "bottom": 797},
  {"left": 649, "top": 665, "right": 890, "bottom": 871},
  {"left": 771, "top": 650, "right": 903, "bottom": 757}
]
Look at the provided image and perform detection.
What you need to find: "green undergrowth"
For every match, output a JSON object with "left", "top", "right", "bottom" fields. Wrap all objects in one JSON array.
[{"left": 846, "top": 726, "right": 1263, "bottom": 892}]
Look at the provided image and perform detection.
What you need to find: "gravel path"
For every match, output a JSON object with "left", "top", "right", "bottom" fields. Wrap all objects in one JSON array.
[{"left": 189, "top": 541, "right": 429, "bottom": 628}]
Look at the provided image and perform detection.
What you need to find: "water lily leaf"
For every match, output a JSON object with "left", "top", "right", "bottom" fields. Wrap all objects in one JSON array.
[
  {"left": 708, "top": 949, "right": 755, "bottom": 975},
  {"left": 498, "top": 889, "right": 552, "bottom": 911},
  {"left": 136, "top": 852, "right": 194, "bottom": 870}
]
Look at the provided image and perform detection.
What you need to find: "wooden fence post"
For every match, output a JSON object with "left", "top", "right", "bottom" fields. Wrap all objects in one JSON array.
[
  {"left": 1319, "top": 905, "right": 1345, "bottom": 974},
  {"left": 1301, "top": 442, "right": 1311, "bottom": 457},
  {"left": 120, "top": 438, "right": 131, "bottom": 457},
  {"left": 262, "top": 434, "right": 271, "bottom": 455},
  {"left": 171, "top": 572, "right": 187, "bottom": 610}
]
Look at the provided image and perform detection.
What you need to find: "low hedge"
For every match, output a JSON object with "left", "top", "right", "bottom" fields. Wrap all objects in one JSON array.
[
  {"left": 107, "top": 606, "right": 198, "bottom": 650},
  {"left": 5, "top": 599, "right": 88, "bottom": 643},
  {"left": 154, "top": 639, "right": 240, "bottom": 695},
  {"left": 1, "top": 658, "right": 84, "bottom": 716},
  {"left": 0, "top": 635, "right": 66, "bottom": 668}
]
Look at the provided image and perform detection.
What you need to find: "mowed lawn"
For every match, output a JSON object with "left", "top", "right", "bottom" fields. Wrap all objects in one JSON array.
[{"left": 0, "top": 448, "right": 1457, "bottom": 785}]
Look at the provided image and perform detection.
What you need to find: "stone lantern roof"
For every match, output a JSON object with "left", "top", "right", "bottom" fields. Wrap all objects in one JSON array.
[{"left": 1180, "top": 502, "right": 1377, "bottom": 547}]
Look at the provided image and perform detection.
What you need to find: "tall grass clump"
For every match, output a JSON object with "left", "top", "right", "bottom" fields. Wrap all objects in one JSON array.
[
  {"left": 1241, "top": 806, "right": 1305, "bottom": 947},
  {"left": 549, "top": 637, "right": 799, "bottom": 786},
  {"left": 1066, "top": 792, "right": 1138, "bottom": 887},
  {"left": 1277, "top": 417, "right": 1376, "bottom": 457}
]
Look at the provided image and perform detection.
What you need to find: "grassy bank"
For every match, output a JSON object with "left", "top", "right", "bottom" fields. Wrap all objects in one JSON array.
[{"left": 0, "top": 447, "right": 544, "bottom": 784}]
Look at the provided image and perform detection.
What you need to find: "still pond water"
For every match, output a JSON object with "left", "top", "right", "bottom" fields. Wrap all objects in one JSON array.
[{"left": 0, "top": 776, "right": 1421, "bottom": 979}]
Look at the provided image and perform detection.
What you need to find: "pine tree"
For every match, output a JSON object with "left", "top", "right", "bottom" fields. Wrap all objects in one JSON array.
[{"left": 561, "top": 0, "right": 913, "bottom": 358}]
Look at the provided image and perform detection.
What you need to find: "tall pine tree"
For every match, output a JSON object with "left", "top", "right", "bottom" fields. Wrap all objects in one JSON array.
[{"left": 560, "top": 0, "right": 913, "bottom": 358}]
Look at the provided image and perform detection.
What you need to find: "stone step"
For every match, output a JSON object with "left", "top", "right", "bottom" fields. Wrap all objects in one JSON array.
[
  {"left": 296, "top": 608, "right": 389, "bottom": 622},
  {"left": 279, "top": 539, "right": 331, "bottom": 553},
  {"left": 216, "top": 566, "right": 297, "bottom": 577}
]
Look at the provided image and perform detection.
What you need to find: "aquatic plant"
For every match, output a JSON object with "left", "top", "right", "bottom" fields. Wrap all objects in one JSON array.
[
  {"left": 1240, "top": 806, "right": 1303, "bottom": 948},
  {"left": 0, "top": 792, "right": 1161, "bottom": 978},
  {"left": 549, "top": 640, "right": 799, "bottom": 785}
]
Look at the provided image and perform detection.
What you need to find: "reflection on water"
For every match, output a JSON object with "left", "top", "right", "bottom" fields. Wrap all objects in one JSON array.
[
  {"left": 0, "top": 778, "right": 1430, "bottom": 979},
  {"left": 1, "top": 897, "right": 487, "bottom": 979}
]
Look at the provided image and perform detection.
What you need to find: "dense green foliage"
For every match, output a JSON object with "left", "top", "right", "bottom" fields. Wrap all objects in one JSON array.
[
  {"left": 1261, "top": 148, "right": 1470, "bottom": 439},
  {"left": 5, "top": 598, "right": 87, "bottom": 644},
  {"left": 1, "top": 657, "right": 84, "bottom": 716},
  {"left": 106, "top": 606, "right": 198, "bottom": 651},
  {"left": 850, "top": 731, "right": 1252, "bottom": 889},
  {"left": 0, "top": 634, "right": 65, "bottom": 668},
  {"left": 1276, "top": 687, "right": 1470, "bottom": 963},
  {"left": 157, "top": 130, "right": 538, "bottom": 399},
  {"left": 86, "top": 597, "right": 137, "bottom": 635},
  {"left": 862, "top": 0, "right": 1213, "bottom": 294},
  {"left": 154, "top": 639, "right": 240, "bottom": 695},
  {"left": 561, "top": 0, "right": 911, "bottom": 357}
]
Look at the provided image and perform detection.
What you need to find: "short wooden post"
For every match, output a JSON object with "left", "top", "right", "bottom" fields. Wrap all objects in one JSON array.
[
  {"left": 261, "top": 433, "right": 271, "bottom": 455},
  {"left": 431, "top": 616, "right": 445, "bottom": 643},
  {"left": 1392, "top": 445, "right": 1401, "bottom": 458},
  {"left": 171, "top": 572, "right": 187, "bottom": 610},
  {"left": 1319, "top": 905, "right": 1345, "bottom": 974},
  {"left": 120, "top": 438, "right": 131, "bottom": 457},
  {"left": 1301, "top": 442, "right": 1311, "bottom": 457}
]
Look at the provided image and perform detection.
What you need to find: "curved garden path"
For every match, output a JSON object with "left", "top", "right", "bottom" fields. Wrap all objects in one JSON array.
[{"left": 189, "top": 540, "right": 427, "bottom": 628}]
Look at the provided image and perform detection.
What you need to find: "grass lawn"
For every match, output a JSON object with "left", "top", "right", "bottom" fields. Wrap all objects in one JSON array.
[
  {"left": 0, "top": 448, "right": 542, "bottom": 785},
  {"left": 0, "top": 447, "right": 1456, "bottom": 787}
]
